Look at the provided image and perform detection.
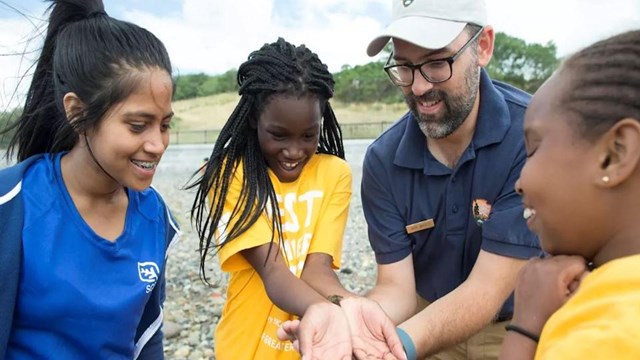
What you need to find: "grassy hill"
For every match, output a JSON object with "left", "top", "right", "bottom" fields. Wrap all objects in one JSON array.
[{"left": 172, "top": 92, "right": 408, "bottom": 131}]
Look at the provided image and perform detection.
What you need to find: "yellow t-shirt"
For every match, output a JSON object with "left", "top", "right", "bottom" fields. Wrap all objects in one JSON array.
[
  {"left": 536, "top": 254, "right": 640, "bottom": 359},
  {"left": 213, "top": 154, "right": 352, "bottom": 360}
]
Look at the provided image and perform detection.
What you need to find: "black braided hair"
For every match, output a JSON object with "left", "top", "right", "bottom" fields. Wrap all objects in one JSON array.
[
  {"left": 189, "top": 37, "right": 344, "bottom": 284},
  {"left": 561, "top": 30, "right": 640, "bottom": 141}
]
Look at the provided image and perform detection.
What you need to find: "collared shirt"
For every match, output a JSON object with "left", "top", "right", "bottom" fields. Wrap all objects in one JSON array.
[{"left": 361, "top": 70, "right": 541, "bottom": 318}]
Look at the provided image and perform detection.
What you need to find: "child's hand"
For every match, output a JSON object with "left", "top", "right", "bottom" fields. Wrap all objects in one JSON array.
[
  {"left": 339, "top": 296, "right": 407, "bottom": 360},
  {"left": 512, "top": 255, "right": 589, "bottom": 335},
  {"left": 277, "top": 302, "right": 352, "bottom": 360},
  {"left": 277, "top": 319, "right": 302, "bottom": 352}
]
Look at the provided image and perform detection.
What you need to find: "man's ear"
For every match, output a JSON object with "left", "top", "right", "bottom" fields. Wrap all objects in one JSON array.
[
  {"left": 62, "top": 92, "right": 85, "bottom": 122},
  {"left": 597, "top": 118, "right": 640, "bottom": 187},
  {"left": 477, "top": 25, "right": 494, "bottom": 68}
]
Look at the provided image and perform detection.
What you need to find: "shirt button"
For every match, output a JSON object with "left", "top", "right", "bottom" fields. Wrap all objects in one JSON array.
[
  {"left": 452, "top": 177, "right": 457, "bottom": 183},
  {"left": 452, "top": 205, "right": 459, "bottom": 213}
]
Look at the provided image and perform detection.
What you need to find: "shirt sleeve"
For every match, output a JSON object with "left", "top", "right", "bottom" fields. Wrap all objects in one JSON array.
[
  {"left": 536, "top": 265, "right": 640, "bottom": 359},
  {"left": 537, "top": 303, "right": 640, "bottom": 359},
  {"left": 307, "top": 159, "right": 352, "bottom": 268},
  {"left": 537, "top": 330, "right": 640, "bottom": 359},
  {"left": 361, "top": 146, "right": 413, "bottom": 264},
  {"left": 136, "top": 268, "right": 166, "bottom": 360},
  {"left": 216, "top": 167, "right": 274, "bottom": 273},
  {"left": 481, "top": 146, "right": 542, "bottom": 259}
]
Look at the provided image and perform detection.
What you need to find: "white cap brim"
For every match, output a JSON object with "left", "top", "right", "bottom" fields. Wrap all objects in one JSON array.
[{"left": 367, "top": 16, "right": 468, "bottom": 57}]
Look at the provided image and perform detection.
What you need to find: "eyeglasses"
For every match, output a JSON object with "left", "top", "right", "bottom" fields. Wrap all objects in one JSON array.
[{"left": 384, "top": 28, "right": 484, "bottom": 87}]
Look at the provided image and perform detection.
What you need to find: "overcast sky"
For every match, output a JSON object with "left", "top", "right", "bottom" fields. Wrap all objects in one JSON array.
[{"left": 0, "top": 0, "right": 638, "bottom": 108}]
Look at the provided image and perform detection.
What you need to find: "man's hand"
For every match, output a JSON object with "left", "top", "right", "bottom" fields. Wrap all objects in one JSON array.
[
  {"left": 340, "top": 296, "right": 407, "bottom": 360},
  {"left": 277, "top": 302, "right": 353, "bottom": 360}
]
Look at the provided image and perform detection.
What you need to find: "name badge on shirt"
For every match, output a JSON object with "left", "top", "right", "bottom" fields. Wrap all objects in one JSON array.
[{"left": 405, "top": 218, "right": 435, "bottom": 234}]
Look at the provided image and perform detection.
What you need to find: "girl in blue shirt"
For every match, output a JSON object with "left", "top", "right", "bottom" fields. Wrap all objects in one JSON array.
[{"left": 0, "top": 0, "right": 178, "bottom": 358}]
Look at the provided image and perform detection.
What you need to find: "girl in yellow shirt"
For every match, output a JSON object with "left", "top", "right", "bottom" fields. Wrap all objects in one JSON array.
[
  {"left": 190, "top": 38, "right": 404, "bottom": 360},
  {"left": 500, "top": 30, "right": 640, "bottom": 359}
]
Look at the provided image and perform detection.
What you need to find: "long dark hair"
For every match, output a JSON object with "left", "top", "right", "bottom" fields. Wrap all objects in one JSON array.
[
  {"left": 2, "top": 0, "right": 173, "bottom": 162},
  {"left": 562, "top": 30, "right": 640, "bottom": 141},
  {"left": 190, "top": 37, "right": 344, "bottom": 284}
]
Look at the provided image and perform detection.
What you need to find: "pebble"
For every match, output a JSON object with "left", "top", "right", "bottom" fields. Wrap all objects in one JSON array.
[{"left": 164, "top": 320, "right": 182, "bottom": 339}]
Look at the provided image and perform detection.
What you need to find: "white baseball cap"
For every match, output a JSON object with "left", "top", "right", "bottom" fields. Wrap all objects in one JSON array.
[{"left": 367, "top": 0, "right": 487, "bottom": 56}]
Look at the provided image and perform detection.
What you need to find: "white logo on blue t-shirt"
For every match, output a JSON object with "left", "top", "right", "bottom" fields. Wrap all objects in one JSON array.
[{"left": 138, "top": 262, "right": 159, "bottom": 293}]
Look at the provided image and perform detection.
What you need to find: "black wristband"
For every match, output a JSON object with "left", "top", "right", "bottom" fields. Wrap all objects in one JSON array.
[{"left": 505, "top": 324, "right": 540, "bottom": 343}]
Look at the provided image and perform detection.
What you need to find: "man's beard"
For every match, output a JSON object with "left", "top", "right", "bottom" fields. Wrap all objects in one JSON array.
[{"left": 404, "top": 65, "right": 480, "bottom": 139}]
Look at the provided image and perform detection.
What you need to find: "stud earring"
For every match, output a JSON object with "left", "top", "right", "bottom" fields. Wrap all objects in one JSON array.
[{"left": 602, "top": 175, "right": 610, "bottom": 183}]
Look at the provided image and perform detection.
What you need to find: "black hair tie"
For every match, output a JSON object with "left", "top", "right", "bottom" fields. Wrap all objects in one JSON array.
[{"left": 87, "top": 10, "right": 107, "bottom": 18}]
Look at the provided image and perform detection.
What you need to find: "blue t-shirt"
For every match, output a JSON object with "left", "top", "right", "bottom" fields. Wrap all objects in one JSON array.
[
  {"left": 7, "top": 153, "right": 168, "bottom": 359},
  {"left": 362, "top": 70, "right": 542, "bottom": 318}
]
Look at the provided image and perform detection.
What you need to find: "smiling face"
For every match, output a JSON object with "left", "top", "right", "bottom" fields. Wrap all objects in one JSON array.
[
  {"left": 392, "top": 31, "right": 481, "bottom": 139},
  {"left": 516, "top": 69, "right": 608, "bottom": 258},
  {"left": 257, "top": 94, "right": 322, "bottom": 183},
  {"left": 83, "top": 68, "right": 174, "bottom": 191}
]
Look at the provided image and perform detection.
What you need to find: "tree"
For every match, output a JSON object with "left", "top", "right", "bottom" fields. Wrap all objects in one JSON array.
[
  {"left": 197, "top": 69, "right": 238, "bottom": 97},
  {"left": 173, "top": 73, "right": 210, "bottom": 100},
  {"left": 486, "top": 32, "right": 559, "bottom": 94},
  {"left": 333, "top": 61, "right": 403, "bottom": 104},
  {"left": 0, "top": 109, "right": 20, "bottom": 147},
  {"left": 168, "top": 32, "right": 558, "bottom": 104}
]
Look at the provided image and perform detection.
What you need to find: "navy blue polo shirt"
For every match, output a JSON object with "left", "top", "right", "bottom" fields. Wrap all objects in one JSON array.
[{"left": 361, "top": 70, "right": 541, "bottom": 318}]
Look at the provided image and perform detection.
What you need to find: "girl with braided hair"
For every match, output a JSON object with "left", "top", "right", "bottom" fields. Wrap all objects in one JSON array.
[
  {"left": 499, "top": 29, "right": 640, "bottom": 359},
  {"left": 190, "top": 38, "right": 404, "bottom": 360},
  {"left": 0, "top": 0, "right": 178, "bottom": 358}
]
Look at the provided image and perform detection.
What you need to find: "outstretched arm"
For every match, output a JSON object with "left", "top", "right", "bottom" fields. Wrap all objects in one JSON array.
[
  {"left": 401, "top": 250, "right": 526, "bottom": 357},
  {"left": 243, "top": 243, "right": 331, "bottom": 317},
  {"left": 366, "top": 253, "right": 418, "bottom": 325},
  {"left": 242, "top": 243, "right": 352, "bottom": 360},
  {"left": 360, "top": 148, "right": 419, "bottom": 325},
  {"left": 301, "top": 253, "right": 352, "bottom": 298}
]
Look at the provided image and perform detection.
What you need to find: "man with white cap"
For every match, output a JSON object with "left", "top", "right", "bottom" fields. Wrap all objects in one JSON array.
[{"left": 360, "top": 0, "right": 542, "bottom": 358}]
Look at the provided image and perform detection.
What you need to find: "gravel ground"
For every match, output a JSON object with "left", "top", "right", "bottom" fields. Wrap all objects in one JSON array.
[{"left": 153, "top": 141, "right": 379, "bottom": 359}]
